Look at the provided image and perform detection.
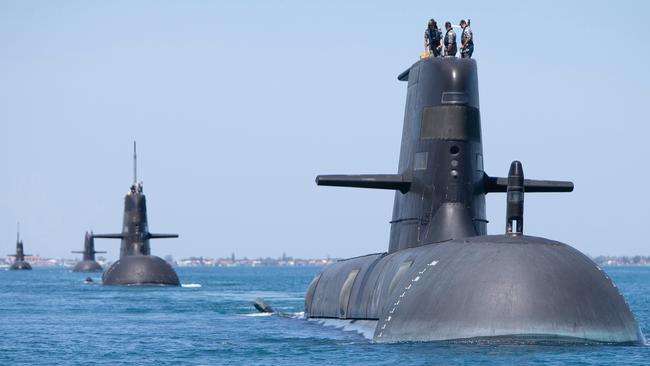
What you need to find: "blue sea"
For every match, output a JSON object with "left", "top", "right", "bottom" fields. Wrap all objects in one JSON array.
[{"left": 0, "top": 266, "right": 649, "bottom": 365}]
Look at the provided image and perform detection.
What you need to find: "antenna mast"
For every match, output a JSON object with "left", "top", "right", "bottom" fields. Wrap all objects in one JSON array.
[{"left": 133, "top": 141, "right": 137, "bottom": 185}]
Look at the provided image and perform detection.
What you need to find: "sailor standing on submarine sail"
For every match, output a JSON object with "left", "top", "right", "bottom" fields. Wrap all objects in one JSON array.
[
  {"left": 424, "top": 19, "right": 442, "bottom": 57},
  {"left": 459, "top": 19, "right": 474, "bottom": 58},
  {"left": 444, "top": 21, "right": 457, "bottom": 57}
]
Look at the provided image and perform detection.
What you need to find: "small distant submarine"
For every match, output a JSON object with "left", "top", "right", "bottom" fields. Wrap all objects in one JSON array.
[
  {"left": 305, "top": 57, "right": 642, "bottom": 344},
  {"left": 9, "top": 226, "right": 32, "bottom": 270},
  {"left": 94, "top": 142, "right": 180, "bottom": 286},
  {"left": 71, "top": 231, "right": 106, "bottom": 272}
]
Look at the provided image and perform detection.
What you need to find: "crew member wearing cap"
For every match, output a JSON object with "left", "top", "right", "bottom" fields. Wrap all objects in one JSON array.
[
  {"left": 444, "top": 21, "right": 457, "bottom": 57},
  {"left": 424, "top": 19, "right": 442, "bottom": 57},
  {"left": 459, "top": 19, "right": 474, "bottom": 58}
]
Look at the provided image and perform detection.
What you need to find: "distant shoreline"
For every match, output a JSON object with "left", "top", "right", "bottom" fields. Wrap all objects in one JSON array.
[
  {"left": 2, "top": 255, "right": 649, "bottom": 268},
  {"left": 0, "top": 255, "right": 338, "bottom": 268}
]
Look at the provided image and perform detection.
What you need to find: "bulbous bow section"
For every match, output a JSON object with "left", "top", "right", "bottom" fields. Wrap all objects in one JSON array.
[
  {"left": 102, "top": 255, "right": 180, "bottom": 286},
  {"left": 374, "top": 236, "right": 642, "bottom": 344},
  {"left": 9, "top": 261, "right": 32, "bottom": 270},
  {"left": 72, "top": 260, "right": 103, "bottom": 272}
]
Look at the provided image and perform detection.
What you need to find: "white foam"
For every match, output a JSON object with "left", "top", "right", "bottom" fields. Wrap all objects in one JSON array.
[
  {"left": 311, "top": 318, "right": 377, "bottom": 340},
  {"left": 243, "top": 312, "right": 273, "bottom": 317},
  {"left": 243, "top": 311, "right": 304, "bottom": 318},
  {"left": 181, "top": 283, "right": 202, "bottom": 288}
]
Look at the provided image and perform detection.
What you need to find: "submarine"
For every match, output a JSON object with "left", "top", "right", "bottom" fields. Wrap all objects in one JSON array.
[
  {"left": 94, "top": 142, "right": 180, "bottom": 286},
  {"left": 9, "top": 226, "right": 32, "bottom": 270},
  {"left": 71, "top": 231, "right": 106, "bottom": 272},
  {"left": 305, "top": 56, "right": 643, "bottom": 344}
]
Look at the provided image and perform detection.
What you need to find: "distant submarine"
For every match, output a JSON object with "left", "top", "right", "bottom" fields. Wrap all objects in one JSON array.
[
  {"left": 305, "top": 57, "right": 643, "bottom": 344},
  {"left": 71, "top": 231, "right": 106, "bottom": 272},
  {"left": 94, "top": 142, "right": 180, "bottom": 286},
  {"left": 9, "top": 226, "right": 32, "bottom": 270}
]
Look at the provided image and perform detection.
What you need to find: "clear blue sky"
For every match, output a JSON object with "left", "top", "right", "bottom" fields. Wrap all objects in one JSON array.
[{"left": 1, "top": 1, "right": 649, "bottom": 260}]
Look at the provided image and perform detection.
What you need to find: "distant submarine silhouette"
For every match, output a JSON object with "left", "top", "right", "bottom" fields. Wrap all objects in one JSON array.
[
  {"left": 71, "top": 231, "right": 105, "bottom": 272},
  {"left": 9, "top": 225, "right": 32, "bottom": 270},
  {"left": 305, "top": 57, "right": 643, "bottom": 344},
  {"left": 94, "top": 142, "right": 180, "bottom": 286}
]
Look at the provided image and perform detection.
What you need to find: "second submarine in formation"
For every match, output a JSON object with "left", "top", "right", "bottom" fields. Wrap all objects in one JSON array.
[
  {"left": 94, "top": 143, "right": 180, "bottom": 286},
  {"left": 305, "top": 56, "right": 642, "bottom": 344}
]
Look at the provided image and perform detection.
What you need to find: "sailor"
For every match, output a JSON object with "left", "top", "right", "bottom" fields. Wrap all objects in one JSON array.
[
  {"left": 459, "top": 19, "right": 474, "bottom": 58},
  {"left": 424, "top": 19, "right": 442, "bottom": 57},
  {"left": 444, "top": 21, "right": 457, "bottom": 57}
]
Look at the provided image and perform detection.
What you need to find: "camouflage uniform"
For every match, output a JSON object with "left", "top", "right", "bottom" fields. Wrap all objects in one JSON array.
[
  {"left": 461, "top": 26, "right": 474, "bottom": 58},
  {"left": 424, "top": 27, "right": 442, "bottom": 57},
  {"left": 444, "top": 28, "right": 457, "bottom": 57}
]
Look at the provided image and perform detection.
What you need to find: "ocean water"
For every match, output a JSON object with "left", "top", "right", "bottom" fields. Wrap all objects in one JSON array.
[{"left": 0, "top": 266, "right": 649, "bottom": 365}]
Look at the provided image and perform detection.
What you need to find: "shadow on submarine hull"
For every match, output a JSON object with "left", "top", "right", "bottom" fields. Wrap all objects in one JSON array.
[{"left": 102, "top": 255, "right": 180, "bottom": 286}]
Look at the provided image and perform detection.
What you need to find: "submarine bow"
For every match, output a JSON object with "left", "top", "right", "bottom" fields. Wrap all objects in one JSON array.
[{"left": 306, "top": 57, "right": 642, "bottom": 344}]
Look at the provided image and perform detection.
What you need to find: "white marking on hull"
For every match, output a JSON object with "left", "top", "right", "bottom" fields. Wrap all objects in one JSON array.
[{"left": 376, "top": 259, "right": 439, "bottom": 339}]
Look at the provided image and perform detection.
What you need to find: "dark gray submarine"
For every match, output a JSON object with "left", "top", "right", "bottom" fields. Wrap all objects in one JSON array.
[
  {"left": 94, "top": 143, "right": 180, "bottom": 286},
  {"left": 71, "top": 231, "right": 106, "bottom": 272},
  {"left": 9, "top": 227, "right": 32, "bottom": 270},
  {"left": 305, "top": 57, "right": 643, "bottom": 344}
]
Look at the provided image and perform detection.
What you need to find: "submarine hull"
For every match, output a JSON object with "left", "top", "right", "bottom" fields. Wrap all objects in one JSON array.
[
  {"left": 309, "top": 57, "right": 640, "bottom": 343},
  {"left": 102, "top": 255, "right": 180, "bottom": 286},
  {"left": 9, "top": 261, "right": 32, "bottom": 270},
  {"left": 305, "top": 235, "right": 642, "bottom": 344},
  {"left": 72, "top": 260, "right": 103, "bottom": 272}
]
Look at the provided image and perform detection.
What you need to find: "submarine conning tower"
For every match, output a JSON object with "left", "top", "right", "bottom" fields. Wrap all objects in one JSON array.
[
  {"left": 317, "top": 58, "right": 572, "bottom": 252},
  {"left": 390, "top": 58, "right": 484, "bottom": 251},
  {"left": 14, "top": 239, "right": 26, "bottom": 262},
  {"left": 94, "top": 142, "right": 180, "bottom": 285},
  {"left": 119, "top": 183, "right": 154, "bottom": 257}
]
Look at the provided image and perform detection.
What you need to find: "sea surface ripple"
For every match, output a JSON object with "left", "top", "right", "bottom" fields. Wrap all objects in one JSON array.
[{"left": 1, "top": 266, "right": 649, "bottom": 365}]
